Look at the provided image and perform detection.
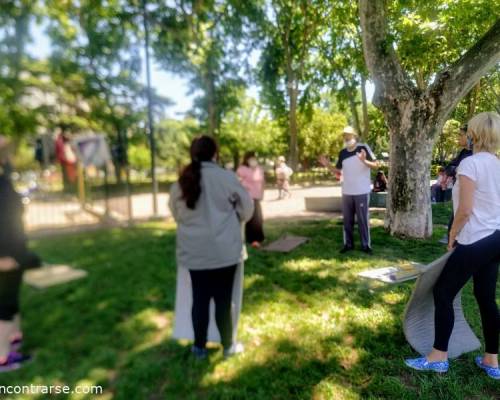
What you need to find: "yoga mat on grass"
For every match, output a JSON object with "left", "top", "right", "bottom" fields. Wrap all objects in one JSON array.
[
  {"left": 261, "top": 235, "right": 309, "bottom": 253},
  {"left": 24, "top": 264, "right": 87, "bottom": 289},
  {"left": 403, "top": 251, "right": 481, "bottom": 359}
]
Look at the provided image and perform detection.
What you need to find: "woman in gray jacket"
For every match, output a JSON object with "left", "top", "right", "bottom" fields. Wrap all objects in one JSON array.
[{"left": 169, "top": 136, "right": 254, "bottom": 359}]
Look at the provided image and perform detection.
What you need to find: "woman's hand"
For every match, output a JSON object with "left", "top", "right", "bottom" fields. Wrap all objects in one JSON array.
[
  {"left": 447, "top": 236, "right": 457, "bottom": 252},
  {"left": 0, "top": 257, "right": 19, "bottom": 271}
]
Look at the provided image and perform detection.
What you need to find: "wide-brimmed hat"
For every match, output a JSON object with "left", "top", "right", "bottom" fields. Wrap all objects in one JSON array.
[{"left": 342, "top": 126, "right": 357, "bottom": 136}]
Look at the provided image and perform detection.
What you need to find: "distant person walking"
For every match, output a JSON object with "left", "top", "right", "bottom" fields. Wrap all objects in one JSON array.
[
  {"left": 237, "top": 152, "right": 265, "bottom": 248},
  {"left": 319, "top": 126, "right": 379, "bottom": 254},
  {"left": 405, "top": 112, "right": 500, "bottom": 380},
  {"left": 0, "top": 136, "right": 41, "bottom": 372},
  {"left": 169, "top": 136, "right": 254, "bottom": 359},
  {"left": 55, "top": 130, "right": 77, "bottom": 193},
  {"left": 276, "top": 156, "right": 293, "bottom": 199}
]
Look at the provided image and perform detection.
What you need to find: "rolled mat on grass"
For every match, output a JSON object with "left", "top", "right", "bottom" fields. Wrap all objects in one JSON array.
[{"left": 403, "top": 251, "right": 481, "bottom": 359}]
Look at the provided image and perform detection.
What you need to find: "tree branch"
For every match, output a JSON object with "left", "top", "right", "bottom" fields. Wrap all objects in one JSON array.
[
  {"left": 358, "top": 0, "right": 413, "bottom": 103},
  {"left": 430, "top": 19, "right": 500, "bottom": 119}
]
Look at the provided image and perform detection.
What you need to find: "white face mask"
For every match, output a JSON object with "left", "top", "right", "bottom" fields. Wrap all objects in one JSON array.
[
  {"left": 248, "top": 159, "right": 258, "bottom": 168},
  {"left": 344, "top": 139, "right": 356, "bottom": 148}
]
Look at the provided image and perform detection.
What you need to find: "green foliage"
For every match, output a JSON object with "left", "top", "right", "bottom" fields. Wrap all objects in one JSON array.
[
  {"left": 434, "top": 119, "right": 461, "bottom": 163},
  {"left": 298, "top": 108, "right": 347, "bottom": 163},
  {"left": 156, "top": 117, "right": 200, "bottom": 170},
  {"left": 128, "top": 143, "right": 151, "bottom": 171},
  {"left": 218, "top": 94, "right": 286, "bottom": 165}
]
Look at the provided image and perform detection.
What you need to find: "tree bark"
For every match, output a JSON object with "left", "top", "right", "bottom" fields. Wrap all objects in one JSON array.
[
  {"left": 287, "top": 70, "right": 299, "bottom": 171},
  {"left": 359, "top": 0, "right": 500, "bottom": 238},
  {"left": 361, "top": 76, "right": 370, "bottom": 141},
  {"left": 206, "top": 70, "right": 217, "bottom": 137}
]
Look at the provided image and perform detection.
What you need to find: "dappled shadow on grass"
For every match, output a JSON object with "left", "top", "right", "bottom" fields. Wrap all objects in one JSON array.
[{"left": 0, "top": 224, "right": 179, "bottom": 399}]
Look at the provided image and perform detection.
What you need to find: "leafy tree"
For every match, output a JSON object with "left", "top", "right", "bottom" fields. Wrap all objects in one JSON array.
[{"left": 359, "top": 0, "right": 500, "bottom": 238}]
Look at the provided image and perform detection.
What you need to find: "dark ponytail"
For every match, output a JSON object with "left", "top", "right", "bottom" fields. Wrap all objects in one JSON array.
[{"left": 179, "top": 135, "right": 217, "bottom": 209}]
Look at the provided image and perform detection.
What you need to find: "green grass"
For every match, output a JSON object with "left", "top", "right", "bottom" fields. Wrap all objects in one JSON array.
[{"left": 0, "top": 213, "right": 498, "bottom": 399}]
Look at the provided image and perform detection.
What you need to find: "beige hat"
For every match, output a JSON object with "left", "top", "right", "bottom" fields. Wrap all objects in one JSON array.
[
  {"left": 278, "top": 156, "right": 286, "bottom": 162},
  {"left": 343, "top": 126, "right": 357, "bottom": 136}
]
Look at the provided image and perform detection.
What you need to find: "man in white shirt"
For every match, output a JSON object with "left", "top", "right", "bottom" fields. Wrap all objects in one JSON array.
[{"left": 320, "top": 126, "right": 379, "bottom": 254}]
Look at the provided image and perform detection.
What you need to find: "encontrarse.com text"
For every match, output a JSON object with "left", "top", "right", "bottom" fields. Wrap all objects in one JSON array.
[{"left": 0, "top": 384, "right": 103, "bottom": 395}]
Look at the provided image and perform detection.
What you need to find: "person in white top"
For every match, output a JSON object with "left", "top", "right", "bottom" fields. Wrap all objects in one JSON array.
[
  {"left": 405, "top": 112, "right": 500, "bottom": 380},
  {"left": 319, "top": 126, "right": 379, "bottom": 254},
  {"left": 275, "top": 156, "right": 293, "bottom": 199}
]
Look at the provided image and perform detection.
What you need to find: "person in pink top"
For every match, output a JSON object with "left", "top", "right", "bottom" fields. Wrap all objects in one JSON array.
[{"left": 237, "top": 152, "right": 265, "bottom": 248}]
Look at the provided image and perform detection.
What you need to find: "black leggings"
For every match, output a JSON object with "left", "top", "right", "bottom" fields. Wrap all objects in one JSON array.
[
  {"left": 433, "top": 230, "right": 500, "bottom": 354},
  {"left": 189, "top": 265, "right": 237, "bottom": 349},
  {"left": 245, "top": 200, "right": 265, "bottom": 244},
  {"left": 0, "top": 269, "right": 23, "bottom": 321}
]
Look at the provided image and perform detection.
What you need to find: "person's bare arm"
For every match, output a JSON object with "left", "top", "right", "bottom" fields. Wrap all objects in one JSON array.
[
  {"left": 448, "top": 175, "right": 475, "bottom": 251},
  {"left": 318, "top": 155, "right": 340, "bottom": 174}
]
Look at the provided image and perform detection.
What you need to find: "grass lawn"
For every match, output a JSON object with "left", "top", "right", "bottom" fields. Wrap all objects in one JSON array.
[{"left": 1, "top": 203, "right": 498, "bottom": 399}]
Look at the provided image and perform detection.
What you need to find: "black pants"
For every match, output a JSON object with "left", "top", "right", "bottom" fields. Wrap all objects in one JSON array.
[
  {"left": 245, "top": 200, "right": 265, "bottom": 244},
  {"left": 189, "top": 265, "right": 237, "bottom": 349},
  {"left": 0, "top": 269, "right": 23, "bottom": 321},
  {"left": 433, "top": 230, "right": 500, "bottom": 354}
]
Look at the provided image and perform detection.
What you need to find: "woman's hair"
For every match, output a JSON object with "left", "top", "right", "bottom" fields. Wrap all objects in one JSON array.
[
  {"left": 179, "top": 135, "right": 218, "bottom": 209},
  {"left": 467, "top": 112, "right": 500, "bottom": 153},
  {"left": 459, "top": 124, "right": 468, "bottom": 133},
  {"left": 242, "top": 151, "right": 256, "bottom": 167}
]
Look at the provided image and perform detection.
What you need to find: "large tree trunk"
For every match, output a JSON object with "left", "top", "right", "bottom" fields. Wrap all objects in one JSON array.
[{"left": 385, "top": 100, "right": 437, "bottom": 237}]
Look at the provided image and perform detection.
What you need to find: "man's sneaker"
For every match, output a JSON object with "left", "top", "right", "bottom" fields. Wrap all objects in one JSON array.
[
  {"left": 0, "top": 351, "right": 31, "bottom": 373},
  {"left": 340, "top": 246, "right": 353, "bottom": 254},
  {"left": 404, "top": 357, "right": 449, "bottom": 373},
  {"left": 191, "top": 346, "right": 208, "bottom": 360},
  {"left": 223, "top": 342, "right": 244, "bottom": 359},
  {"left": 475, "top": 356, "right": 500, "bottom": 380},
  {"left": 361, "top": 247, "right": 373, "bottom": 255}
]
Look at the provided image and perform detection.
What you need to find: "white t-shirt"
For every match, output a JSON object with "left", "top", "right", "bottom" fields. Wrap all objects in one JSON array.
[
  {"left": 452, "top": 152, "right": 500, "bottom": 245},
  {"left": 336, "top": 144, "right": 376, "bottom": 195}
]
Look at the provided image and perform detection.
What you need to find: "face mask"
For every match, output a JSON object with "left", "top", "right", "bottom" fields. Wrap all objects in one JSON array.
[
  {"left": 248, "top": 159, "right": 258, "bottom": 168},
  {"left": 344, "top": 139, "right": 356, "bottom": 148}
]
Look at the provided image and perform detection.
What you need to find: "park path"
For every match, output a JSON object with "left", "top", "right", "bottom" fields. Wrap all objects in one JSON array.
[{"left": 25, "top": 185, "right": 343, "bottom": 233}]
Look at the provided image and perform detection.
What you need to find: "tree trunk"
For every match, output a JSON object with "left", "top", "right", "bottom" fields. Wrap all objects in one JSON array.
[
  {"left": 206, "top": 71, "right": 217, "bottom": 137},
  {"left": 347, "top": 92, "right": 362, "bottom": 137},
  {"left": 288, "top": 80, "right": 299, "bottom": 171},
  {"left": 384, "top": 99, "right": 438, "bottom": 238},
  {"left": 361, "top": 76, "right": 370, "bottom": 141}
]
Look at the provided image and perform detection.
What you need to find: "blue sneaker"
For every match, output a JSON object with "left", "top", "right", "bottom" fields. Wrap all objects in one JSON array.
[
  {"left": 404, "top": 357, "right": 449, "bottom": 373},
  {"left": 475, "top": 356, "right": 500, "bottom": 380},
  {"left": 191, "top": 346, "right": 208, "bottom": 360}
]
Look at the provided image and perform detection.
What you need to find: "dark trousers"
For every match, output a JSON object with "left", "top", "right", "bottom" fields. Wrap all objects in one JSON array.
[
  {"left": 0, "top": 269, "right": 23, "bottom": 321},
  {"left": 342, "top": 193, "right": 370, "bottom": 249},
  {"left": 189, "top": 265, "right": 237, "bottom": 349},
  {"left": 245, "top": 200, "right": 265, "bottom": 244},
  {"left": 433, "top": 230, "right": 500, "bottom": 354}
]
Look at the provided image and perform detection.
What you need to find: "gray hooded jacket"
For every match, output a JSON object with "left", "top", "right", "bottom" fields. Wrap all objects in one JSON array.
[{"left": 169, "top": 162, "right": 254, "bottom": 270}]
